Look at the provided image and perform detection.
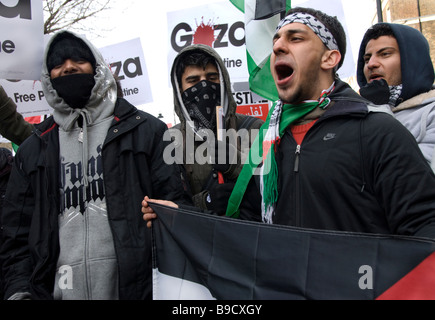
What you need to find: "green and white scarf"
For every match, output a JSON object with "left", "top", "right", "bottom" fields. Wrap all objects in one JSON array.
[{"left": 226, "top": 83, "right": 335, "bottom": 223}]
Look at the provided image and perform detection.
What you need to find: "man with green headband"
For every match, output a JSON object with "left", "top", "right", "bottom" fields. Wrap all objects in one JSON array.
[{"left": 143, "top": 7, "right": 435, "bottom": 239}]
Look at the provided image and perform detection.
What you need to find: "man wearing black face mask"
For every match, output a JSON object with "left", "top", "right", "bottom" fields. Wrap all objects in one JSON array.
[
  {"left": 167, "top": 44, "right": 263, "bottom": 215},
  {"left": 47, "top": 33, "right": 97, "bottom": 109},
  {"left": 0, "top": 31, "right": 190, "bottom": 300}
]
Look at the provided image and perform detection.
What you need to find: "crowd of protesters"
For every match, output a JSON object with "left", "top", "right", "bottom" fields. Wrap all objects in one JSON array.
[{"left": 1, "top": 5, "right": 435, "bottom": 300}]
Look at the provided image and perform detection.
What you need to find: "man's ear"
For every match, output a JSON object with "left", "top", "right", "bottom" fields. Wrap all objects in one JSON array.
[{"left": 321, "top": 50, "right": 341, "bottom": 71}]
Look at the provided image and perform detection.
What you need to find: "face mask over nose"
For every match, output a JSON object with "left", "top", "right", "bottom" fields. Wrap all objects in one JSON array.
[
  {"left": 51, "top": 73, "right": 95, "bottom": 109},
  {"left": 182, "top": 80, "right": 221, "bottom": 131}
]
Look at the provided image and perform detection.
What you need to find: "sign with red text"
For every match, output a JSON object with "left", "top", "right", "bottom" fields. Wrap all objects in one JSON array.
[
  {"left": 167, "top": 2, "right": 270, "bottom": 121},
  {"left": 236, "top": 103, "right": 268, "bottom": 122},
  {"left": 167, "top": 1, "right": 247, "bottom": 83}
]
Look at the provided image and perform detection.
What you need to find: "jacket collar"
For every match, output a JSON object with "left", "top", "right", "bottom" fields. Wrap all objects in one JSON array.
[
  {"left": 104, "top": 98, "right": 147, "bottom": 145},
  {"left": 392, "top": 88, "right": 435, "bottom": 112},
  {"left": 113, "top": 97, "right": 138, "bottom": 120},
  {"left": 34, "top": 98, "right": 145, "bottom": 141},
  {"left": 322, "top": 79, "right": 370, "bottom": 119}
]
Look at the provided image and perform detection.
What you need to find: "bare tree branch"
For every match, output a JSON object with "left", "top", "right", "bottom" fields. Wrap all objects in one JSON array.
[{"left": 42, "top": 0, "right": 112, "bottom": 35}]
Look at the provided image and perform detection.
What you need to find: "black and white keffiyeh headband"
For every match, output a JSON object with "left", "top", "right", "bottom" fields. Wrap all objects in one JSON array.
[{"left": 276, "top": 12, "right": 339, "bottom": 51}]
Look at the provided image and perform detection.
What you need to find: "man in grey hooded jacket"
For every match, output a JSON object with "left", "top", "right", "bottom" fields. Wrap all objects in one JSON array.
[
  {"left": 357, "top": 23, "right": 435, "bottom": 169},
  {"left": 169, "top": 44, "right": 263, "bottom": 215},
  {"left": 1, "top": 30, "right": 189, "bottom": 300}
]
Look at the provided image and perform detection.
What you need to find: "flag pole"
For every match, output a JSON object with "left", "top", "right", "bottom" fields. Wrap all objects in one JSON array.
[
  {"left": 376, "top": 0, "right": 383, "bottom": 22},
  {"left": 216, "top": 106, "right": 225, "bottom": 184}
]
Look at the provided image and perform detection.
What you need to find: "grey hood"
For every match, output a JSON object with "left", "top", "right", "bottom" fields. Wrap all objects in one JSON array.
[
  {"left": 41, "top": 30, "right": 117, "bottom": 131},
  {"left": 170, "top": 44, "right": 238, "bottom": 133}
]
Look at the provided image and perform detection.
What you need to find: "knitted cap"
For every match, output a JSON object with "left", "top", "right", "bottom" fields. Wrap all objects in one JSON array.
[{"left": 47, "top": 33, "right": 96, "bottom": 73}]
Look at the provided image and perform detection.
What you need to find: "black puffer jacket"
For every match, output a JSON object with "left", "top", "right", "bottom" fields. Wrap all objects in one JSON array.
[
  {"left": 1, "top": 98, "right": 189, "bottom": 300},
  {"left": 239, "top": 80, "right": 435, "bottom": 239}
]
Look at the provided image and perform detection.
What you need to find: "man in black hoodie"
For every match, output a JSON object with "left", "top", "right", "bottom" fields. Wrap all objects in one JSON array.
[
  {"left": 357, "top": 23, "right": 435, "bottom": 169},
  {"left": 166, "top": 44, "right": 263, "bottom": 215},
  {"left": 144, "top": 7, "right": 435, "bottom": 240}
]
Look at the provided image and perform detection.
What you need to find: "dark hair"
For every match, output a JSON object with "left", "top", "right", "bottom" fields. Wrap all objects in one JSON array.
[
  {"left": 360, "top": 23, "right": 395, "bottom": 54},
  {"left": 285, "top": 7, "right": 347, "bottom": 71},
  {"left": 175, "top": 50, "right": 217, "bottom": 85}
]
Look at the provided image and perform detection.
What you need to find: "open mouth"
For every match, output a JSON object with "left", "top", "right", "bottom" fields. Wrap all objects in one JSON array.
[
  {"left": 275, "top": 63, "right": 294, "bottom": 81},
  {"left": 369, "top": 74, "right": 384, "bottom": 82}
]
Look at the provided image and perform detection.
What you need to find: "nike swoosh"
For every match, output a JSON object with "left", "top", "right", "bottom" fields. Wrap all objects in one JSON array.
[{"left": 323, "top": 133, "right": 336, "bottom": 141}]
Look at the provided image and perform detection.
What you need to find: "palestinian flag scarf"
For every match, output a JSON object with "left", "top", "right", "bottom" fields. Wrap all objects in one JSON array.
[{"left": 226, "top": 82, "right": 335, "bottom": 223}]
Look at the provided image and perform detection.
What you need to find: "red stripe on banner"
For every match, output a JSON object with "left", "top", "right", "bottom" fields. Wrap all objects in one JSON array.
[
  {"left": 376, "top": 252, "right": 435, "bottom": 300},
  {"left": 24, "top": 116, "right": 42, "bottom": 124}
]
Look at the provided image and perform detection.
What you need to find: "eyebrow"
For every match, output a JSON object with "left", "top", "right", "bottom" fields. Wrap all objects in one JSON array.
[
  {"left": 364, "top": 46, "right": 397, "bottom": 59},
  {"left": 205, "top": 71, "right": 219, "bottom": 77},
  {"left": 184, "top": 75, "right": 199, "bottom": 82},
  {"left": 273, "top": 28, "right": 309, "bottom": 42},
  {"left": 184, "top": 72, "right": 219, "bottom": 82}
]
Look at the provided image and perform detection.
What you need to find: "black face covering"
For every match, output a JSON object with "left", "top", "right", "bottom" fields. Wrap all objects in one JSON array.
[
  {"left": 182, "top": 80, "right": 221, "bottom": 130},
  {"left": 51, "top": 73, "right": 95, "bottom": 109}
]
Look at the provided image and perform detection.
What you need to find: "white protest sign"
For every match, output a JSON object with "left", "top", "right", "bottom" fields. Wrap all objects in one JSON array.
[
  {"left": 0, "top": 37, "right": 154, "bottom": 118},
  {"left": 0, "top": 78, "right": 50, "bottom": 116},
  {"left": 167, "top": 0, "right": 355, "bottom": 86},
  {"left": 99, "top": 38, "right": 153, "bottom": 106},
  {"left": 167, "top": 1, "right": 268, "bottom": 121},
  {"left": 0, "top": 0, "right": 44, "bottom": 80},
  {"left": 167, "top": 1, "right": 247, "bottom": 83}
]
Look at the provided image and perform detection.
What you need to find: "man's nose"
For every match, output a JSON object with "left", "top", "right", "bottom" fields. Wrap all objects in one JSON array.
[
  {"left": 272, "top": 37, "right": 288, "bottom": 56},
  {"left": 62, "top": 59, "right": 78, "bottom": 75},
  {"left": 366, "top": 56, "right": 380, "bottom": 69}
]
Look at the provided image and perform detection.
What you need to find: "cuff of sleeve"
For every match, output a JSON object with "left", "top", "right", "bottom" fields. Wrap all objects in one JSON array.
[
  {"left": 8, "top": 292, "right": 32, "bottom": 300},
  {"left": 192, "top": 191, "right": 208, "bottom": 210}
]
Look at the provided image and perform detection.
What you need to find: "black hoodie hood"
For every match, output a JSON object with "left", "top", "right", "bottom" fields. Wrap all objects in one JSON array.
[{"left": 357, "top": 23, "right": 434, "bottom": 103}]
